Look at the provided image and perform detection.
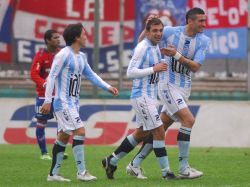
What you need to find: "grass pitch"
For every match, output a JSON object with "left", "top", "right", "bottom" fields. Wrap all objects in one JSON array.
[{"left": 0, "top": 145, "right": 250, "bottom": 187}]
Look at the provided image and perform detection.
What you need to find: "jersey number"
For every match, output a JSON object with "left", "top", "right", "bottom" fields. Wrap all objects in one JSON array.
[
  {"left": 69, "top": 74, "right": 80, "bottom": 96},
  {"left": 171, "top": 58, "right": 190, "bottom": 75},
  {"left": 149, "top": 64, "right": 159, "bottom": 84}
]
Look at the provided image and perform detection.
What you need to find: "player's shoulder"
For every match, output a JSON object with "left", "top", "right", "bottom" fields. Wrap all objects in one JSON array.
[
  {"left": 197, "top": 33, "right": 211, "bottom": 45},
  {"left": 164, "top": 25, "right": 183, "bottom": 33},
  {"left": 136, "top": 39, "right": 149, "bottom": 50}
]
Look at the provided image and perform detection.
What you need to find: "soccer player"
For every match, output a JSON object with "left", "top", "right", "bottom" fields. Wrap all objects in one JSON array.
[
  {"left": 40, "top": 23, "right": 118, "bottom": 182},
  {"left": 102, "top": 18, "right": 176, "bottom": 180},
  {"left": 127, "top": 7, "right": 211, "bottom": 179},
  {"left": 30, "top": 29, "right": 64, "bottom": 160}
]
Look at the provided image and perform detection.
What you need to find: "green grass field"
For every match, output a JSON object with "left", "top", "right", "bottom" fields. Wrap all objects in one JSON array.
[{"left": 1, "top": 145, "right": 250, "bottom": 187}]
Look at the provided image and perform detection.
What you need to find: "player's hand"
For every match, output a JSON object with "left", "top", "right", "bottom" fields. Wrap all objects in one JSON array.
[
  {"left": 153, "top": 63, "right": 167, "bottom": 72},
  {"left": 40, "top": 103, "right": 51, "bottom": 114},
  {"left": 108, "top": 86, "right": 119, "bottom": 96},
  {"left": 146, "top": 14, "right": 159, "bottom": 25},
  {"left": 160, "top": 45, "right": 176, "bottom": 56}
]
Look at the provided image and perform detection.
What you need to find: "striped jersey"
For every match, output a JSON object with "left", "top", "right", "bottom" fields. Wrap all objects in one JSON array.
[
  {"left": 127, "top": 38, "right": 162, "bottom": 99},
  {"left": 45, "top": 46, "right": 110, "bottom": 112},
  {"left": 159, "top": 26, "right": 210, "bottom": 93}
]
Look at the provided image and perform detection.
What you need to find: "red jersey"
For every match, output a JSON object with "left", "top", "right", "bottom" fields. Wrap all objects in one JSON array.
[{"left": 30, "top": 48, "right": 59, "bottom": 97}]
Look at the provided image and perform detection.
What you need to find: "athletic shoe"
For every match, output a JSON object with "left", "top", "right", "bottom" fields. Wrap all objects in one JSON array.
[
  {"left": 102, "top": 156, "right": 117, "bottom": 179},
  {"left": 41, "top": 153, "right": 52, "bottom": 160},
  {"left": 179, "top": 167, "right": 203, "bottom": 179},
  {"left": 126, "top": 163, "right": 147, "bottom": 179},
  {"left": 77, "top": 170, "right": 97, "bottom": 181},
  {"left": 63, "top": 153, "right": 68, "bottom": 160},
  {"left": 162, "top": 170, "right": 177, "bottom": 180},
  {"left": 47, "top": 174, "right": 71, "bottom": 182}
]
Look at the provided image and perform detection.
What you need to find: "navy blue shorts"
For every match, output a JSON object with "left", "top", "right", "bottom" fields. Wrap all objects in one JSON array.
[{"left": 35, "top": 97, "right": 54, "bottom": 120}]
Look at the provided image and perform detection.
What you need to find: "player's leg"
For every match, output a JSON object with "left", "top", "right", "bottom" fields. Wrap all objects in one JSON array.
[
  {"left": 64, "top": 107, "right": 96, "bottom": 181},
  {"left": 175, "top": 107, "right": 203, "bottom": 179},
  {"left": 35, "top": 97, "right": 52, "bottom": 160},
  {"left": 102, "top": 127, "right": 148, "bottom": 179},
  {"left": 47, "top": 130, "right": 71, "bottom": 182},
  {"left": 128, "top": 113, "right": 174, "bottom": 169},
  {"left": 151, "top": 124, "right": 176, "bottom": 180}
]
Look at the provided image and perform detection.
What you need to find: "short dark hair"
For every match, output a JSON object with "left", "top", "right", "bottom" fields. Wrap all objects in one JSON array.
[
  {"left": 63, "top": 23, "right": 83, "bottom": 46},
  {"left": 146, "top": 18, "right": 163, "bottom": 31},
  {"left": 186, "top": 7, "right": 205, "bottom": 24},
  {"left": 44, "top": 29, "right": 58, "bottom": 44}
]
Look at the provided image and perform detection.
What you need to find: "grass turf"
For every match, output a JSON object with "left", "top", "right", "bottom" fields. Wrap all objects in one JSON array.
[{"left": 0, "top": 145, "right": 250, "bottom": 187}]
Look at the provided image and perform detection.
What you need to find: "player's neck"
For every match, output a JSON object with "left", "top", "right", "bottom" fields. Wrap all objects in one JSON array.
[
  {"left": 47, "top": 46, "right": 57, "bottom": 54},
  {"left": 185, "top": 25, "right": 196, "bottom": 37},
  {"left": 70, "top": 43, "right": 80, "bottom": 54}
]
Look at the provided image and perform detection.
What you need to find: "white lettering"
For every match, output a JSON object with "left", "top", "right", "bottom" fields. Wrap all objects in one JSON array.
[
  {"left": 207, "top": 8, "right": 219, "bottom": 26},
  {"left": 228, "top": 32, "right": 238, "bottom": 49},
  {"left": 107, "top": 51, "right": 119, "bottom": 72},
  {"left": 84, "top": 0, "right": 104, "bottom": 20},
  {"left": 209, "top": 31, "right": 239, "bottom": 55},
  {"left": 228, "top": 8, "right": 239, "bottom": 25},
  {"left": 239, "top": 0, "right": 248, "bottom": 15},
  {"left": 218, "top": 0, "right": 227, "bottom": 16},
  {"left": 66, "top": 0, "right": 80, "bottom": 18},
  {"left": 18, "top": 41, "right": 32, "bottom": 62},
  {"left": 0, "top": 42, "right": 7, "bottom": 52}
]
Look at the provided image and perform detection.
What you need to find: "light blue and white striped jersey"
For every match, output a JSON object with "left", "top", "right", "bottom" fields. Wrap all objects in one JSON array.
[
  {"left": 45, "top": 46, "right": 110, "bottom": 112},
  {"left": 127, "top": 38, "right": 162, "bottom": 99},
  {"left": 159, "top": 26, "right": 210, "bottom": 92}
]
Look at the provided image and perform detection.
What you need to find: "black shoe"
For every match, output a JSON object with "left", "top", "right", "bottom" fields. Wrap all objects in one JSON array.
[
  {"left": 63, "top": 153, "right": 68, "bottom": 160},
  {"left": 163, "top": 171, "right": 177, "bottom": 180},
  {"left": 102, "top": 156, "right": 117, "bottom": 179}
]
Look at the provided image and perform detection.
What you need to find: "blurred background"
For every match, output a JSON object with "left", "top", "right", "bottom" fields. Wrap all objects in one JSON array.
[{"left": 0, "top": 0, "right": 249, "bottom": 100}]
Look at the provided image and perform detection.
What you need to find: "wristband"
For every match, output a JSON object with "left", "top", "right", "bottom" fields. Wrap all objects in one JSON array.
[{"left": 173, "top": 51, "right": 182, "bottom": 60}]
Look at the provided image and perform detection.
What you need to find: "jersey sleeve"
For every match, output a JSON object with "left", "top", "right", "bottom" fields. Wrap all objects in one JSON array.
[
  {"left": 30, "top": 52, "right": 46, "bottom": 88},
  {"left": 44, "top": 51, "right": 66, "bottom": 103},
  {"left": 82, "top": 55, "right": 110, "bottom": 91},
  {"left": 126, "top": 42, "right": 154, "bottom": 78},
  {"left": 193, "top": 36, "right": 211, "bottom": 65}
]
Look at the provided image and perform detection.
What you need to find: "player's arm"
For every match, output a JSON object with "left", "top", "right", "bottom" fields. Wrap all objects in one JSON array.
[
  {"left": 41, "top": 52, "right": 65, "bottom": 114},
  {"left": 160, "top": 45, "right": 201, "bottom": 73},
  {"left": 30, "top": 52, "right": 46, "bottom": 88},
  {"left": 82, "top": 59, "right": 118, "bottom": 96},
  {"left": 127, "top": 45, "right": 166, "bottom": 79}
]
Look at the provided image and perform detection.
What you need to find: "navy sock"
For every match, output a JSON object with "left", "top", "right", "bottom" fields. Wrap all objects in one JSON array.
[{"left": 36, "top": 123, "right": 47, "bottom": 154}]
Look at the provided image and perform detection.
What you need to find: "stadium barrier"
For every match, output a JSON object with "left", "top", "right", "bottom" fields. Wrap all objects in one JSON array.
[{"left": 0, "top": 98, "right": 249, "bottom": 147}]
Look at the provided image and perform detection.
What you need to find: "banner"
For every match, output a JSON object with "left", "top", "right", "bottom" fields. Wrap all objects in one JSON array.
[
  {"left": 0, "top": 0, "right": 13, "bottom": 63},
  {"left": 1, "top": 98, "right": 250, "bottom": 147},
  {"left": 12, "top": 0, "right": 135, "bottom": 73},
  {"left": 188, "top": 0, "right": 248, "bottom": 59}
]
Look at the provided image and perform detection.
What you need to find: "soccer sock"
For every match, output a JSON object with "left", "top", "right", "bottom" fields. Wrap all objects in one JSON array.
[
  {"left": 110, "top": 134, "right": 138, "bottom": 166},
  {"left": 36, "top": 122, "right": 47, "bottom": 154},
  {"left": 153, "top": 140, "right": 169, "bottom": 176},
  {"left": 177, "top": 126, "right": 192, "bottom": 172},
  {"left": 72, "top": 135, "right": 85, "bottom": 174},
  {"left": 131, "top": 134, "right": 153, "bottom": 167},
  {"left": 49, "top": 140, "right": 66, "bottom": 176}
]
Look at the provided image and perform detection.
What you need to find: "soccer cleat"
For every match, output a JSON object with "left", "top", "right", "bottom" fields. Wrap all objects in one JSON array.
[
  {"left": 47, "top": 175, "right": 71, "bottom": 182},
  {"left": 40, "top": 153, "right": 52, "bottom": 160},
  {"left": 77, "top": 170, "right": 97, "bottom": 181},
  {"left": 126, "top": 163, "right": 147, "bottom": 179},
  {"left": 63, "top": 153, "right": 69, "bottom": 160},
  {"left": 179, "top": 167, "right": 203, "bottom": 179},
  {"left": 162, "top": 170, "right": 177, "bottom": 180},
  {"left": 102, "top": 156, "right": 117, "bottom": 179}
]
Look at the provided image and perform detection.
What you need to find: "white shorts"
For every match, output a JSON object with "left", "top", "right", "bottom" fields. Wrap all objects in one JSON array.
[
  {"left": 55, "top": 107, "right": 84, "bottom": 133},
  {"left": 131, "top": 96, "right": 162, "bottom": 131},
  {"left": 158, "top": 83, "right": 188, "bottom": 121}
]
